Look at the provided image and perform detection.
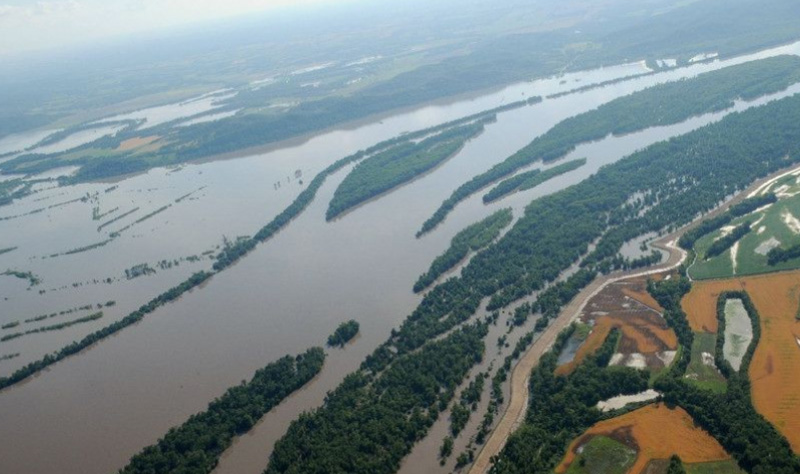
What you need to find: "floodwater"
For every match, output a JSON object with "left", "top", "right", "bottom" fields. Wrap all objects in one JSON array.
[
  {"left": 0, "top": 128, "right": 60, "bottom": 156},
  {"left": 0, "top": 40, "right": 799, "bottom": 474},
  {"left": 723, "top": 299, "right": 754, "bottom": 371},
  {"left": 96, "top": 91, "right": 237, "bottom": 129}
]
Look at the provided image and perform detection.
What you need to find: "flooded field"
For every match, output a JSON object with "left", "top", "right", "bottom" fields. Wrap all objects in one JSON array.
[
  {"left": 556, "top": 275, "right": 676, "bottom": 376},
  {"left": 723, "top": 298, "right": 753, "bottom": 371},
  {"left": 2, "top": 40, "right": 800, "bottom": 474}
]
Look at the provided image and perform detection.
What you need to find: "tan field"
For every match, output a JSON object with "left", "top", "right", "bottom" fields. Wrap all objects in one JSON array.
[
  {"left": 556, "top": 403, "right": 731, "bottom": 474},
  {"left": 117, "top": 135, "right": 161, "bottom": 151},
  {"left": 681, "top": 270, "right": 800, "bottom": 451}
]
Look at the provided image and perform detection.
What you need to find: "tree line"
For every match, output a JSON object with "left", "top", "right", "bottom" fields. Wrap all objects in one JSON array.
[
  {"left": 120, "top": 348, "right": 325, "bottom": 474},
  {"left": 414, "top": 208, "right": 513, "bottom": 293},
  {"left": 418, "top": 55, "right": 800, "bottom": 236}
]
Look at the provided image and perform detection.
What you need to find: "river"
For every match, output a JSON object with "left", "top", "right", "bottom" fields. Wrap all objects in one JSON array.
[{"left": 1, "top": 40, "right": 799, "bottom": 474}]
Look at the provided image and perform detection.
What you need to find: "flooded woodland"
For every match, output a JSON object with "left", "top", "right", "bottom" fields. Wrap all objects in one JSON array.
[{"left": 2, "top": 41, "right": 800, "bottom": 474}]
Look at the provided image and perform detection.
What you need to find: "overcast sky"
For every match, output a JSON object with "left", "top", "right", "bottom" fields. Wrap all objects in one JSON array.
[{"left": 0, "top": 0, "right": 344, "bottom": 56}]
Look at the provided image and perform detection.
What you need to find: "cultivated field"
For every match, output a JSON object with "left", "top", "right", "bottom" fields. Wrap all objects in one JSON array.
[
  {"left": 680, "top": 270, "right": 800, "bottom": 451},
  {"left": 556, "top": 404, "right": 731, "bottom": 474},
  {"left": 556, "top": 277, "right": 676, "bottom": 375},
  {"left": 689, "top": 172, "right": 800, "bottom": 280}
]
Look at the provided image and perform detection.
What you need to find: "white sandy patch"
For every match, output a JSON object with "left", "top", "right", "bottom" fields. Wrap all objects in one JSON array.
[
  {"left": 717, "top": 225, "right": 736, "bottom": 239},
  {"left": 625, "top": 353, "right": 648, "bottom": 369},
  {"left": 755, "top": 237, "right": 781, "bottom": 255},
  {"left": 752, "top": 204, "right": 774, "bottom": 215},
  {"left": 749, "top": 164, "right": 800, "bottom": 197},
  {"left": 783, "top": 210, "right": 800, "bottom": 234},
  {"left": 774, "top": 184, "right": 790, "bottom": 195},
  {"left": 656, "top": 350, "right": 677, "bottom": 366},
  {"left": 701, "top": 351, "right": 716, "bottom": 367},
  {"left": 731, "top": 241, "right": 739, "bottom": 275},
  {"left": 757, "top": 225, "right": 766, "bottom": 235},
  {"left": 596, "top": 389, "right": 661, "bottom": 412},
  {"left": 796, "top": 337, "right": 800, "bottom": 348},
  {"left": 609, "top": 353, "right": 624, "bottom": 366}
]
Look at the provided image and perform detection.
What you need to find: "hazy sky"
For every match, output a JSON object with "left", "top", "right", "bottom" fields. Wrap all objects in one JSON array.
[{"left": 0, "top": 0, "right": 342, "bottom": 56}]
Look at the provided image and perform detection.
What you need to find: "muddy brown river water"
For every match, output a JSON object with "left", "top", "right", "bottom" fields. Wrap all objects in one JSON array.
[{"left": 1, "top": 41, "right": 800, "bottom": 474}]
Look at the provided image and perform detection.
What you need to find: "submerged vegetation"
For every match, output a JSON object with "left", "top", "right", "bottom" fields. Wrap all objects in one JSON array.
[
  {"left": 327, "top": 320, "right": 360, "bottom": 347},
  {"left": 212, "top": 100, "right": 533, "bottom": 272},
  {"left": 0, "top": 271, "right": 211, "bottom": 390},
  {"left": 1, "top": 269, "right": 40, "bottom": 287},
  {"left": 327, "top": 121, "right": 489, "bottom": 220},
  {"left": 418, "top": 55, "right": 800, "bottom": 235},
  {"left": 482, "top": 158, "right": 586, "bottom": 203},
  {"left": 414, "top": 208, "right": 513, "bottom": 292},
  {"left": 121, "top": 348, "right": 325, "bottom": 474},
  {"left": 0, "top": 312, "right": 103, "bottom": 343},
  {"left": 267, "top": 323, "right": 488, "bottom": 474}
]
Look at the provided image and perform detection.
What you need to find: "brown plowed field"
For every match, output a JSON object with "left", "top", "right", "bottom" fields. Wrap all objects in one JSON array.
[
  {"left": 556, "top": 278, "right": 676, "bottom": 375},
  {"left": 555, "top": 404, "right": 730, "bottom": 474}
]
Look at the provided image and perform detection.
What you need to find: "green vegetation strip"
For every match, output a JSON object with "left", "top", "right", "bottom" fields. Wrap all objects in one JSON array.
[
  {"left": 267, "top": 323, "right": 488, "bottom": 474},
  {"left": 0, "top": 271, "right": 211, "bottom": 390},
  {"left": 212, "top": 99, "right": 536, "bottom": 272},
  {"left": 414, "top": 208, "right": 513, "bottom": 292},
  {"left": 327, "top": 320, "right": 359, "bottom": 347},
  {"left": 679, "top": 194, "right": 776, "bottom": 250},
  {"left": 706, "top": 222, "right": 751, "bottom": 260},
  {"left": 326, "top": 121, "right": 488, "bottom": 220},
  {"left": 418, "top": 55, "right": 800, "bottom": 235},
  {"left": 262, "top": 92, "right": 800, "bottom": 472},
  {"left": 483, "top": 158, "right": 586, "bottom": 203},
  {"left": 1, "top": 312, "right": 103, "bottom": 343},
  {"left": 97, "top": 207, "right": 139, "bottom": 232},
  {"left": 121, "top": 347, "right": 325, "bottom": 474}
]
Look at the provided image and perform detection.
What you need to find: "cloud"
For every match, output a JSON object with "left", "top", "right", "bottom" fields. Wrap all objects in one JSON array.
[
  {"left": 33, "top": 1, "right": 81, "bottom": 15},
  {"left": 0, "top": 5, "right": 24, "bottom": 17},
  {"left": 0, "top": 1, "right": 80, "bottom": 20}
]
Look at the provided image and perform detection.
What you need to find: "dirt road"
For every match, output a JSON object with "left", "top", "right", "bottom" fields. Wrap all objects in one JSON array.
[{"left": 467, "top": 162, "right": 800, "bottom": 474}]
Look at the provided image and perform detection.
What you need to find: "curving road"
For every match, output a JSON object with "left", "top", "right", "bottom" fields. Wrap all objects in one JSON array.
[
  {"left": 467, "top": 163, "right": 800, "bottom": 474},
  {"left": 467, "top": 236, "right": 687, "bottom": 474}
]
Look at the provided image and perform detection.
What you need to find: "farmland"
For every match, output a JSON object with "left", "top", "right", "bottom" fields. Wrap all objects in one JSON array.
[
  {"left": 555, "top": 404, "right": 731, "bottom": 474},
  {"left": 556, "top": 276, "right": 677, "bottom": 376},
  {"left": 687, "top": 168, "right": 800, "bottom": 280},
  {"left": 679, "top": 270, "right": 800, "bottom": 451}
]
